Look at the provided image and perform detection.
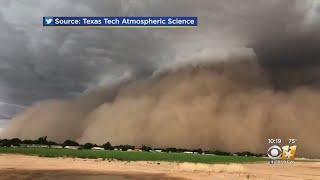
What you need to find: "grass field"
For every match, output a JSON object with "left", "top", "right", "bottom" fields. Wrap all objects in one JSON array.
[{"left": 0, "top": 147, "right": 266, "bottom": 164}]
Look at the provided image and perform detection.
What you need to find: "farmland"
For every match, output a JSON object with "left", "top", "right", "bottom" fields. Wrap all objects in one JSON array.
[{"left": 0, "top": 147, "right": 266, "bottom": 164}]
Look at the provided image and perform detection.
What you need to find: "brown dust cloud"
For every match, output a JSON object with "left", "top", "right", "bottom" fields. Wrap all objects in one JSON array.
[{"left": 2, "top": 53, "right": 320, "bottom": 158}]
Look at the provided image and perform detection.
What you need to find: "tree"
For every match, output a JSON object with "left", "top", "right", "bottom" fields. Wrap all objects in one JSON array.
[
  {"left": 22, "top": 139, "right": 34, "bottom": 144},
  {"left": 210, "top": 150, "right": 231, "bottom": 156},
  {"left": 116, "top": 145, "right": 135, "bottom": 151},
  {"left": 47, "top": 141, "right": 58, "bottom": 146},
  {"left": 193, "top": 148, "right": 203, "bottom": 154},
  {"left": 62, "top": 140, "right": 79, "bottom": 147},
  {"left": 102, "top": 142, "right": 113, "bottom": 150},
  {"left": 142, "top": 145, "right": 152, "bottom": 152},
  {"left": 164, "top": 148, "right": 174, "bottom": 152},
  {"left": 0, "top": 138, "right": 21, "bottom": 147},
  {"left": 0, "top": 139, "right": 10, "bottom": 147},
  {"left": 235, "top": 151, "right": 257, "bottom": 157},
  {"left": 83, "top": 143, "right": 94, "bottom": 149},
  {"left": 35, "top": 136, "right": 48, "bottom": 144},
  {"left": 10, "top": 138, "right": 22, "bottom": 145}
]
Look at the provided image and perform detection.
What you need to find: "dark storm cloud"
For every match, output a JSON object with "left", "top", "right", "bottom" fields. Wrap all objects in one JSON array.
[{"left": 0, "top": 0, "right": 170, "bottom": 109}]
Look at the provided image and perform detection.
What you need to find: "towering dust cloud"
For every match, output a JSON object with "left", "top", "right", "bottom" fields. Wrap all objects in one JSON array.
[{"left": 2, "top": 53, "right": 320, "bottom": 157}]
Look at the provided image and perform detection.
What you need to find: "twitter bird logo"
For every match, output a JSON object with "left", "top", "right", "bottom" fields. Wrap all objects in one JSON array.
[
  {"left": 43, "top": 17, "right": 54, "bottom": 26},
  {"left": 46, "top": 18, "right": 53, "bottom": 24}
]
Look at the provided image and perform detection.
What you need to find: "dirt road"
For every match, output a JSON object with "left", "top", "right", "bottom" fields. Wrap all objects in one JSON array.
[{"left": 0, "top": 154, "right": 319, "bottom": 179}]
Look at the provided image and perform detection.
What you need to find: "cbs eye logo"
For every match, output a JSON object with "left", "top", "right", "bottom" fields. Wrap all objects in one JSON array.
[
  {"left": 267, "top": 145, "right": 282, "bottom": 159},
  {"left": 267, "top": 145, "right": 297, "bottom": 160}
]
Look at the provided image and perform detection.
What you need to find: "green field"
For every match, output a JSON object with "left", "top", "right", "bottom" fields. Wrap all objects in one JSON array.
[{"left": 0, "top": 147, "right": 266, "bottom": 164}]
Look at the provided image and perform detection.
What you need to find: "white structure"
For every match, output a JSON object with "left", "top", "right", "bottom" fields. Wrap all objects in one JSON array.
[
  {"left": 92, "top": 147, "right": 104, "bottom": 150},
  {"left": 183, "top": 151, "right": 193, "bottom": 154},
  {"left": 51, "top": 145, "right": 63, "bottom": 149},
  {"left": 39, "top": 145, "right": 49, "bottom": 148},
  {"left": 64, "top": 146, "right": 80, "bottom": 150},
  {"left": 27, "top": 144, "right": 49, "bottom": 148}
]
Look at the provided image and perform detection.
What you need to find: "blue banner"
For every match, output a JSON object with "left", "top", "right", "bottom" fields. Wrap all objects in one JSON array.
[{"left": 43, "top": 17, "right": 198, "bottom": 27}]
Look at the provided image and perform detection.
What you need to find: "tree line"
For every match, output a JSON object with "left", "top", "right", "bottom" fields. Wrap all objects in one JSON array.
[{"left": 0, "top": 136, "right": 264, "bottom": 157}]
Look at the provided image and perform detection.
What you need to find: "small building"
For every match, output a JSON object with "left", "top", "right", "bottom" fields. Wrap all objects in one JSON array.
[
  {"left": 92, "top": 147, "right": 104, "bottom": 150},
  {"left": 39, "top": 145, "right": 49, "bottom": 148},
  {"left": 183, "top": 151, "right": 193, "bottom": 154},
  {"left": 154, "top": 149, "right": 162, "bottom": 153},
  {"left": 27, "top": 144, "right": 49, "bottom": 148},
  {"left": 51, "top": 145, "right": 63, "bottom": 149},
  {"left": 64, "top": 146, "right": 80, "bottom": 150}
]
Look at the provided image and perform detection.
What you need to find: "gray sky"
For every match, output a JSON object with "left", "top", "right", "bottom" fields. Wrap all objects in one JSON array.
[{"left": 0, "top": 0, "right": 319, "bottom": 130}]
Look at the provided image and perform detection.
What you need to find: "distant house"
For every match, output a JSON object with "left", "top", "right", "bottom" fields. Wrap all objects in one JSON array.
[
  {"left": 154, "top": 149, "right": 162, "bottom": 153},
  {"left": 39, "top": 145, "right": 49, "bottom": 148},
  {"left": 64, "top": 146, "right": 80, "bottom": 150},
  {"left": 127, "top": 149, "right": 133, "bottom": 152},
  {"left": 183, "top": 151, "right": 193, "bottom": 154},
  {"left": 27, "top": 144, "right": 49, "bottom": 148},
  {"left": 92, "top": 147, "right": 104, "bottom": 150},
  {"left": 51, "top": 145, "right": 63, "bottom": 149}
]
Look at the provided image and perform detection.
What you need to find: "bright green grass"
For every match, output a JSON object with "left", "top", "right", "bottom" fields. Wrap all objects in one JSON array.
[{"left": 0, "top": 147, "right": 266, "bottom": 164}]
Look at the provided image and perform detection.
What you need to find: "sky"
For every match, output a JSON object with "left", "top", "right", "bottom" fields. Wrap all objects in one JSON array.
[{"left": 0, "top": 0, "right": 319, "bottom": 131}]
